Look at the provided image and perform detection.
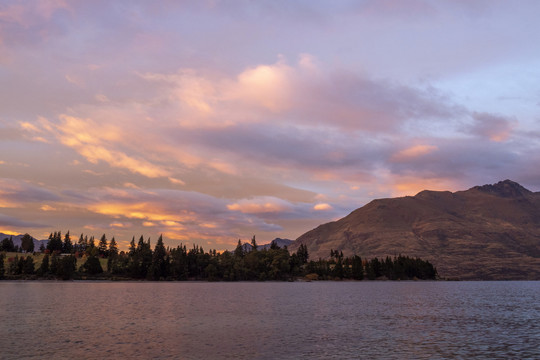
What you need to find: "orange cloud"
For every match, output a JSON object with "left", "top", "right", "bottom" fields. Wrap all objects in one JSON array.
[
  {"left": 45, "top": 115, "right": 172, "bottom": 178},
  {"left": 0, "top": 229, "right": 19, "bottom": 236},
  {"left": 234, "top": 61, "right": 293, "bottom": 112},
  {"left": 89, "top": 202, "right": 196, "bottom": 224},
  {"left": 227, "top": 197, "right": 291, "bottom": 214},
  {"left": 391, "top": 144, "right": 437, "bottom": 161},
  {"left": 313, "top": 203, "right": 333, "bottom": 211}
]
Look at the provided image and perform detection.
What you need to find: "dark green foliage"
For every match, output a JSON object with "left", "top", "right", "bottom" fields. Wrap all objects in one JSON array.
[
  {"left": 1, "top": 237, "right": 16, "bottom": 252},
  {"left": 39, "top": 254, "right": 50, "bottom": 275},
  {"left": 0, "top": 253, "right": 5, "bottom": 278},
  {"left": 109, "top": 237, "right": 119, "bottom": 256},
  {"left": 46, "top": 232, "right": 63, "bottom": 253},
  {"left": 0, "top": 233, "right": 437, "bottom": 282},
  {"left": 77, "top": 234, "right": 88, "bottom": 254},
  {"left": 234, "top": 239, "right": 244, "bottom": 258},
  {"left": 98, "top": 234, "right": 108, "bottom": 257},
  {"left": 21, "top": 234, "right": 34, "bottom": 253},
  {"left": 297, "top": 244, "right": 309, "bottom": 264},
  {"left": 81, "top": 254, "right": 103, "bottom": 275},
  {"left": 250, "top": 235, "right": 258, "bottom": 251},
  {"left": 22, "top": 256, "right": 35, "bottom": 274},
  {"left": 57, "top": 255, "right": 77, "bottom": 280},
  {"left": 149, "top": 235, "right": 168, "bottom": 280},
  {"left": 351, "top": 255, "right": 363, "bottom": 280},
  {"left": 128, "top": 236, "right": 152, "bottom": 278},
  {"left": 50, "top": 254, "right": 59, "bottom": 275},
  {"left": 333, "top": 257, "right": 344, "bottom": 279},
  {"left": 63, "top": 231, "right": 73, "bottom": 254},
  {"left": 365, "top": 255, "right": 437, "bottom": 280},
  {"left": 8, "top": 255, "right": 20, "bottom": 275}
]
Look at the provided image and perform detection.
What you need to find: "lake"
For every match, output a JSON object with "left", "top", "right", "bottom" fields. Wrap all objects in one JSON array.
[{"left": 0, "top": 281, "right": 538, "bottom": 359}]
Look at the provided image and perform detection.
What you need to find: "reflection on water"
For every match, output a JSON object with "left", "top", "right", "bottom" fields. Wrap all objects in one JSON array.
[{"left": 0, "top": 281, "right": 539, "bottom": 359}]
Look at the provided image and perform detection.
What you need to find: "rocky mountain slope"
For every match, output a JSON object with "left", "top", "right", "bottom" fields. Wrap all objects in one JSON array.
[{"left": 292, "top": 180, "right": 540, "bottom": 280}]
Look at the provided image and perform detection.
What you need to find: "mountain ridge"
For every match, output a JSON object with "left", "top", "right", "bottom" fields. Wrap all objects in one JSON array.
[{"left": 292, "top": 180, "right": 540, "bottom": 280}]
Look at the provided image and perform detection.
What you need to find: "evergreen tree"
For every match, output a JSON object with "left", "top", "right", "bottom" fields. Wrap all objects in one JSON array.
[
  {"left": 22, "top": 256, "right": 35, "bottom": 274},
  {"left": 234, "top": 239, "right": 244, "bottom": 258},
  {"left": 39, "top": 254, "right": 50, "bottom": 275},
  {"left": 250, "top": 235, "right": 258, "bottom": 251},
  {"left": 57, "top": 255, "right": 77, "bottom": 280},
  {"left": 297, "top": 244, "right": 309, "bottom": 264},
  {"left": 351, "top": 255, "right": 363, "bottom": 280},
  {"left": 88, "top": 236, "right": 95, "bottom": 249},
  {"left": 149, "top": 235, "right": 168, "bottom": 280},
  {"left": 77, "top": 234, "right": 87, "bottom": 253},
  {"left": 39, "top": 242, "right": 45, "bottom": 253},
  {"left": 128, "top": 237, "right": 136, "bottom": 256},
  {"left": 46, "top": 232, "right": 63, "bottom": 253},
  {"left": 0, "top": 237, "right": 15, "bottom": 252},
  {"left": 63, "top": 231, "right": 73, "bottom": 254},
  {"left": 0, "top": 252, "right": 5, "bottom": 278},
  {"left": 8, "top": 255, "right": 19, "bottom": 274},
  {"left": 50, "top": 254, "right": 59, "bottom": 275},
  {"left": 333, "top": 257, "right": 344, "bottom": 279},
  {"left": 81, "top": 254, "right": 103, "bottom": 275},
  {"left": 109, "top": 237, "right": 119, "bottom": 256},
  {"left": 98, "top": 234, "right": 108, "bottom": 257}
]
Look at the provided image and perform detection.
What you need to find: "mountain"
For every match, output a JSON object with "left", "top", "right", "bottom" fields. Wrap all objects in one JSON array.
[
  {"left": 259, "top": 238, "right": 294, "bottom": 250},
  {"left": 292, "top": 180, "right": 540, "bottom": 280},
  {"left": 0, "top": 233, "right": 48, "bottom": 251},
  {"left": 241, "top": 238, "right": 294, "bottom": 252}
]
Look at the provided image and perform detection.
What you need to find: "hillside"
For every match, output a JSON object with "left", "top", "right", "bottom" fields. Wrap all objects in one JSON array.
[{"left": 292, "top": 180, "right": 540, "bottom": 280}]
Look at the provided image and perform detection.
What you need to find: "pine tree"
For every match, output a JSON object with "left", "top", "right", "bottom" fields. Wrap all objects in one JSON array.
[
  {"left": 39, "top": 254, "right": 50, "bottom": 275},
  {"left": 150, "top": 235, "right": 168, "bottom": 280},
  {"left": 351, "top": 255, "right": 363, "bottom": 280},
  {"left": 22, "top": 256, "right": 35, "bottom": 274},
  {"left": 251, "top": 235, "right": 258, "bottom": 251},
  {"left": 63, "top": 231, "right": 73, "bottom": 254},
  {"left": 82, "top": 254, "right": 103, "bottom": 275},
  {"left": 58, "top": 255, "right": 77, "bottom": 280},
  {"left": 234, "top": 239, "right": 244, "bottom": 258},
  {"left": 109, "top": 237, "right": 119, "bottom": 256},
  {"left": 297, "top": 244, "right": 309, "bottom": 264},
  {"left": 50, "top": 254, "right": 59, "bottom": 275},
  {"left": 77, "top": 234, "right": 87, "bottom": 253},
  {"left": 98, "top": 234, "right": 108, "bottom": 257},
  {"left": 0, "top": 237, "right": 15, "bottom": 252},
  {"left": 0, "top": 253, "right": 5, "bottom": 278},
  {"left": 47, "top": 232, "right": 63, "bottom": 253},
  {"left": 128, "top": 237, "right": 136, "bottom": 256}
]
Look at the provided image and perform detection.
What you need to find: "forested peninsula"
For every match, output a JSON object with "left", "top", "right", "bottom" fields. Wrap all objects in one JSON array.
[{"left": 0, "top": 232, "right": 437, "bottom": 281}]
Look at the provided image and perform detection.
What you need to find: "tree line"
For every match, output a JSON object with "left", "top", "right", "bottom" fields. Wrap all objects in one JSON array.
[{"left": 0, "top": 232, "right": 437, "bottom": 281}]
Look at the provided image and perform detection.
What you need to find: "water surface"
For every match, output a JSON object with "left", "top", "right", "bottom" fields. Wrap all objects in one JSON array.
[{"left": 1, "top": 281, "right": 538, "bottom": 359}]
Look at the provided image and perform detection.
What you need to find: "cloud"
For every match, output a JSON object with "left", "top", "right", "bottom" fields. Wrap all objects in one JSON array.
[
  {"left": 0, "top": 178, "right": 60, "bottom": 206},
  {"left": 391, "top": 144, "right": 438, "bottom": 162},
  {"left": 227, "top": 197, "right": 293, "bottom": 214},
  {"left": 48, "top": 115, "right": 172, "bottom": 178},
  {"left": 0, "top": 213, "right": 48, "bottom": 228},
  {"left": 313, "top": 203, "right": 333, "bottom": 211},
  {"left": 469, "top": 112, "right": 516, "bottom": 142}
]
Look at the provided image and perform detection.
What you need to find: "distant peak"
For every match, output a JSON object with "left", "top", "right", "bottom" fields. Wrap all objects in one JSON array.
[{"left": 472, "top": 180, "right": 532, "bottom": 198}]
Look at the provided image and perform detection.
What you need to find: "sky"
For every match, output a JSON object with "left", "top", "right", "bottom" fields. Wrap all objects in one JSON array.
[{"left": 1, "top": 0, "right": 540, "bottom": 250}]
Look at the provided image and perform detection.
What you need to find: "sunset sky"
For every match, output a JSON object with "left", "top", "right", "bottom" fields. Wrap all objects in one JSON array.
[{"left": 1, "top": 0, "right": 540, "bottom": 250}]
